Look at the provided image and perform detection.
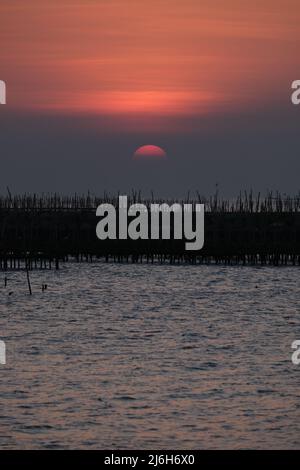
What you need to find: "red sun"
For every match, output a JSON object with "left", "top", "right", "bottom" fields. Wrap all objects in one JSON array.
[{"left": 133, "top": 145, "right": 167, "bottom": 160}]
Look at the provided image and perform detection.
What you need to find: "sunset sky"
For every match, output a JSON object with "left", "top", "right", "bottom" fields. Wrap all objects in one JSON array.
[{"left": 0, "top": 0, "right": 300, "bottom": 196}]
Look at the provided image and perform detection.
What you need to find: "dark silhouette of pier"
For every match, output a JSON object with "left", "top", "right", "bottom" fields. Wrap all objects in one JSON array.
[{"left": 0, "top": 191, "right": 300, "bottom": 269}]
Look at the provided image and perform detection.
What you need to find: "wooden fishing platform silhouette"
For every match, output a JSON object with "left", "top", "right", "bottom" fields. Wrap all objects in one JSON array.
[{"left": 0, "top": 191, "right": 300, "bottom": 269}]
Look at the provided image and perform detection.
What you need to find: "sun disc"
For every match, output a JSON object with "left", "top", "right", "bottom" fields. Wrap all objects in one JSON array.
[{"left": 133, "top": 145, "right": 167, "bottom": 160}]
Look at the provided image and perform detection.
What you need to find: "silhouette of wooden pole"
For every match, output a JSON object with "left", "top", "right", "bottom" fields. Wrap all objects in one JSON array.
[{"left": 26, "top": 259, "right": 32, "bottom": 295}]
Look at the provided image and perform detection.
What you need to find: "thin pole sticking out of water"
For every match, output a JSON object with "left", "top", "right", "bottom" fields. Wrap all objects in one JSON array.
[{"left": 26, "top": 260, "right": 32, "bottom": 295}]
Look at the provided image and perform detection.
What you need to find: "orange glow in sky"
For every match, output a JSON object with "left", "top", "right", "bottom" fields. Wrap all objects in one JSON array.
[{"left": 1, "top": 0, "right": 299, "bottom": 125}]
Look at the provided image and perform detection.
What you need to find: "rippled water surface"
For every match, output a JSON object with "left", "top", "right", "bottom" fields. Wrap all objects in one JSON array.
[{"left": 0, "top": 263, "right": 299, "bottom": 449}]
